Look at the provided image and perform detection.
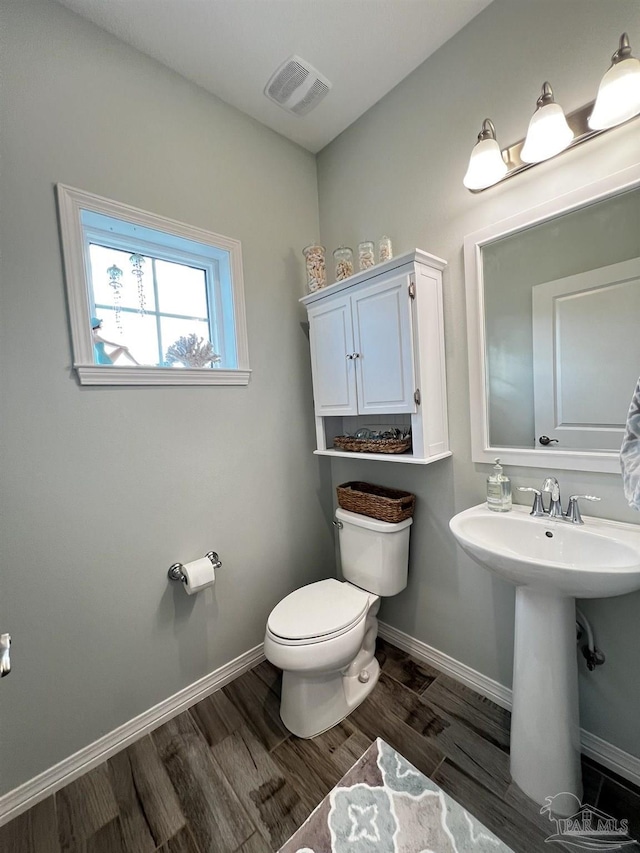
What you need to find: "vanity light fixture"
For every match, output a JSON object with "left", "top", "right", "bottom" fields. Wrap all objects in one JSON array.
[
  {"left": 589, "top": 33, "right": 640, "bottom": 130},
  {"left": 464, "top": 32, "right": 640, "bottom": 192},
  {"left": 520, "top": 83, "right": 573, "bottom": 163},
  {"left": 463, "top": 119, "right": 508, "bottom": 190}
]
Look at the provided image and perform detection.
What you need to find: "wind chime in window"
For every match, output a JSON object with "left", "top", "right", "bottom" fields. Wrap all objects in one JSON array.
[
  {"left": 106, "top": 263, "right": 123, "bottom": 332},
  {"left": 106, "top": 253, "right": 147, "bottom": 333},
  {"left": 129, "top": 253, "right": 146, "bottom": 315}
]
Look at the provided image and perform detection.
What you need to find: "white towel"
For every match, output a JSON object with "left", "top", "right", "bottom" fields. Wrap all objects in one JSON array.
[{"left": 621, "top": 377, "right": 640, "bottom": 510}]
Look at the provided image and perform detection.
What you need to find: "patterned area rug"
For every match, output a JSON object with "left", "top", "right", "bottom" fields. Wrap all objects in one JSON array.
[{"left": 279, "top": 738, "right": 514, "bottom": 852}]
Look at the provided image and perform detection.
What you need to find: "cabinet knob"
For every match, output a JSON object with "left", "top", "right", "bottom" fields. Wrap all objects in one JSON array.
[
  {"left": 352, "top": 352, "right": 360, "bottom": 359},
  {"left": 346, "top": 353, "right": 353, "bottom": 360}
]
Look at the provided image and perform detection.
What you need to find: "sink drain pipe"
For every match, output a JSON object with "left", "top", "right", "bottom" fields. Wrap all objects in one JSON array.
[{"left": 576, "top": 607, "right": 605, "bottom": 670}]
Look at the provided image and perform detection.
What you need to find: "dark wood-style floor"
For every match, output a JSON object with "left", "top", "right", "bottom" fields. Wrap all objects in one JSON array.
[{"left": 2, "top": 639, "right": 639, "bottom": 852}]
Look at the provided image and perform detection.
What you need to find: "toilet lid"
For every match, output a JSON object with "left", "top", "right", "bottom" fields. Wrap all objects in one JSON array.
[{"left": 268, "top": 579, "right": 370, "bottom": 641}]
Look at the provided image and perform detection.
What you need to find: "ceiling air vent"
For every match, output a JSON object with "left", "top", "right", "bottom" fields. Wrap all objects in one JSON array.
[{"left": 264, "top": 55, "right": 331, "bottom": 116}]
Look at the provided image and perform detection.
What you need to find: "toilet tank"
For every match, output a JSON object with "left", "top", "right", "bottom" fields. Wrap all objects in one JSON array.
[{"left": 336, "top": 507, "right": 412, "bottom": 596}]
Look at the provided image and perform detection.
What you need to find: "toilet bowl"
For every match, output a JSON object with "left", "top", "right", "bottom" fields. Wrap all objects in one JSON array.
[
  {"left": 265, "top": 508, "right": 412, "bottom": 738},
  {"left": 265, "top": 578, "right": 380, "bottom": 737}
]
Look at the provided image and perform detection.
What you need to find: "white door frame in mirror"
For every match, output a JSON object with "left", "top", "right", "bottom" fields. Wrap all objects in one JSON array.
[
  {"left": 463, "top": 163, "right": 640, "bottom": 474},
  {"left": 57, "top": 184, "right": 251, "bottom": 385}
]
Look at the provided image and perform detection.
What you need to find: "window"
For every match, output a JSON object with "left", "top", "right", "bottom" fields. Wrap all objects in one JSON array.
[{"left": 57, "top": 185, "right": 250, "bottom": 385}]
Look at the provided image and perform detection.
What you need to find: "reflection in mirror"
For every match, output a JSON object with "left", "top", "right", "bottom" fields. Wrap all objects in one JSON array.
[
  {"left": 464, "top": 164, "right": 640, "bottom": 473},
  {"left": 483, "top": 186, "right": 640, "bottom": 451},
  {"left": 532, "top": 256, "right": 640, "bottom": 451},
  {"left": 57, "top": 185, "right": 250, "bottom": 386}
]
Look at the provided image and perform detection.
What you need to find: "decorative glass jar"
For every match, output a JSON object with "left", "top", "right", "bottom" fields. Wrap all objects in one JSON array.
[
  {"left": 358, "top": 241, "right": 375, "bottom": 271},
  {"left": 333, "top": 246, "right": 354, "bottom": 281},
  {"left": 378, "top": 235, "right": 393, "bottom": 263},
  {"left": 303, "top": 244, "right": 326, "bottom": 292}
]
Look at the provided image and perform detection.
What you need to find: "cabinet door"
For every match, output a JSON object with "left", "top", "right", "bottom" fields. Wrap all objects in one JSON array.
[
  {"left": 307, "top": 296, "right": 358, "bottom": 416},
  {"left": 351, "top": 274, "right": 417, "bottom": 415}
]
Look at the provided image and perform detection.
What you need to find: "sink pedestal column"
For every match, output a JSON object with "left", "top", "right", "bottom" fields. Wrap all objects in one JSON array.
[{"left": 510, "top": 588, "right": 582, "bottom": 814}]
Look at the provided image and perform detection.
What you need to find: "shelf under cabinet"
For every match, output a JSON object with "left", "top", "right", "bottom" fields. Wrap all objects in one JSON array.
[{"left": 314, "top": 449, "right": 452, "bottom": 465}]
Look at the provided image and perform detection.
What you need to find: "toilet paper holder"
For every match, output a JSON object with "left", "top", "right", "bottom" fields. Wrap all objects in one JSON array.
[{"left": 168, "top": 551, "right": 222, "bottom": 583}]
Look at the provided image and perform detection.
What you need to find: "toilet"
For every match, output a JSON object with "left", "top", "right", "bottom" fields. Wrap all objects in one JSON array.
[{"left": 264, "top": 507, "right": 412, "bottom": 738}]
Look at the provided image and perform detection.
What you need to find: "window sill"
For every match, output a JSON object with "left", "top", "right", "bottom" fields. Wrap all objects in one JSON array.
[{"left": 75, "top": 365, "right": 252, "bottom": 386}]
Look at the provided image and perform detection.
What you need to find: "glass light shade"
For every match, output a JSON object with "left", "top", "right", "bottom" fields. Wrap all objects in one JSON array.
[
  {"left": 463, "top": 138, "right": 508, "bottom": 190},
  {"left": 588, "top": 57, "right": 640, "bottom": 129},
  {"left": 521, "top": 103, "right": 574, "bottom": 163}
]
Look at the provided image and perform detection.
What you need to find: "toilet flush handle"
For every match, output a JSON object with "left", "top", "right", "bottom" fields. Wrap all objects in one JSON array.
[
  {"left": 0, "top": 634, "right": 11, "bottom": 678},
  {"left": 333, "top": 520, "right": 343, "bottom": 529}
]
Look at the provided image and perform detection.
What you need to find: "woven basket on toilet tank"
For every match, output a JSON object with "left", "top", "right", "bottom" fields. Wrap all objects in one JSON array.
[{"left": 336, "top": 481, "right": 415, "bottom": 523}]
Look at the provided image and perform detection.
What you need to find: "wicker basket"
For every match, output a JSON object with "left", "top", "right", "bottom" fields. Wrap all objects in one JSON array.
[
  {"left": 337, "top": 481, "right": 415, "bottom": 523},
  {"left": 332, "top": 435, "right": 411, "bottom": 454}
]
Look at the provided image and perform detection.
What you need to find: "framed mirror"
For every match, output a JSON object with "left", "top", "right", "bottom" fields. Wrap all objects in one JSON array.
[
  {"left": 57, "top": 185, "right": 251, "bottom": 385},
  {"left": 463, "top": 163, "right": 640, "bottom": 473}
]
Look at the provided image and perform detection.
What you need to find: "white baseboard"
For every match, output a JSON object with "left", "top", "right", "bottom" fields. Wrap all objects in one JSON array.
[
  {"left": 378, "top": 621, "right": 640, "bottom": 789},
  {"left": 378, "top": 621, "right": 513, "bottom": 710},
  {"left": 0, "top": 643, "right": 265, "bottom": 829},
  {"left": 3, "top": 626, "right": 639, "bottom": 829},
  {"left": 580, "top": 730, "right": 640, "bottom": 788}
]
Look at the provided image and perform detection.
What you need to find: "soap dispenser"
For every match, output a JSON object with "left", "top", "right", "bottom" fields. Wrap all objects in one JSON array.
[{"left": 487, "top": 458, "right": 512, "bottom": 512}]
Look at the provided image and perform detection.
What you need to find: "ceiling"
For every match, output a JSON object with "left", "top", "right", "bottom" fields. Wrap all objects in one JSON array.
[{"left": 55, "top": 0, "right": 493, "bottom": 153}]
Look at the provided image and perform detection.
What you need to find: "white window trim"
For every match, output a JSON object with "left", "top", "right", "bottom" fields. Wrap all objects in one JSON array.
[{"left": 57, "top": 184, "right": 251, "bottom": 386}]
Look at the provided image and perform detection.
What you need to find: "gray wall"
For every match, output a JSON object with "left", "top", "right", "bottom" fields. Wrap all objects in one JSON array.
[
  {"left": 0, "top": 0, "right": 333, "bottom": 796},
  {"left": 2, "top": 0, "right": 640, "bottom": 802},
  {"left": 317, "top": 0, "right": 640, "bottom": 757}
]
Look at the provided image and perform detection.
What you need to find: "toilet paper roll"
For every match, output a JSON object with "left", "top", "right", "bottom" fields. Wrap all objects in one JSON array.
[{"left": 182, "top": 557, "right": 216, "bottom": 595}]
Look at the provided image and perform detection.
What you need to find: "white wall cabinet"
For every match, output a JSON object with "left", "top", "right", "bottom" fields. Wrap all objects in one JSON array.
[
  {"left": 307, "top": 273, "right": 416, "bottom": 416},
  {"left": 301, "top": 250, "right": 450, "bottom": 464}
]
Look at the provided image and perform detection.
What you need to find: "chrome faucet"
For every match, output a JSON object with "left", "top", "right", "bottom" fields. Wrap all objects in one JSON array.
[
  {"left": 518, "top": 478, "right": 601, "bottom": 524},
  {"left": 542, "top": 476, "right": 563, "bottom": 518}
]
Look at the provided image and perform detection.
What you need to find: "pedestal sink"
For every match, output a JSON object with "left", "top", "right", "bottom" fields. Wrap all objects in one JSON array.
[{"left": 449, "top": 503, "right": 640, "bottom": 814}]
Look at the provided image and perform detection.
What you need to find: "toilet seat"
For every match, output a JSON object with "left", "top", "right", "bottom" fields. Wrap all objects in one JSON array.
[{"left": 267, "top": 579, "right": 371, "bottom": 645}]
